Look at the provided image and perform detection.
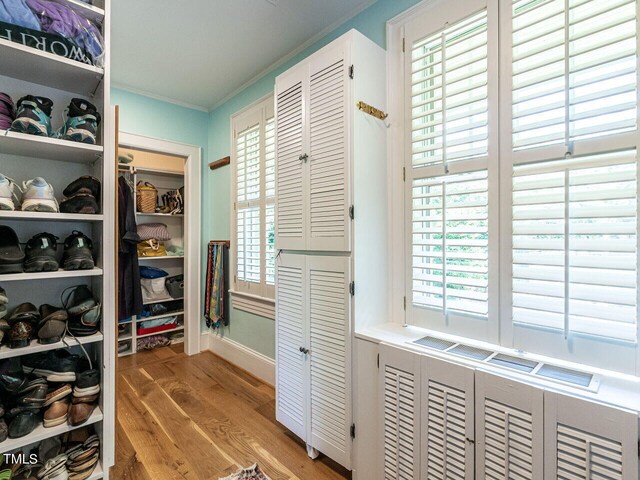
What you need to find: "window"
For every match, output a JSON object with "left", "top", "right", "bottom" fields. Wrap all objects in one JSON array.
[
  {"left": 397, "top": 0, "right": 640, "bottom": 373},
  {"left": 232, "top": 95, "right": 275, "bottom": 303}
]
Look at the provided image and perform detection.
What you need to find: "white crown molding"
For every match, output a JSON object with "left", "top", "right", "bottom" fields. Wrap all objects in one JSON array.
[
  {"left": 112, "top": 82, "right": 209, "bottom": 113},
  {"left": 208, "top": 0, "right": 376, "bottom": 112},
  {"left": 386, "top": 0, "right": 440, "bottom": 26}
]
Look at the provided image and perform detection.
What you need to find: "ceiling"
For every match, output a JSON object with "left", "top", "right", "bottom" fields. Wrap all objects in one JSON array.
[{"left": 111, "top": 0, "right": 375, "bottom": 111}]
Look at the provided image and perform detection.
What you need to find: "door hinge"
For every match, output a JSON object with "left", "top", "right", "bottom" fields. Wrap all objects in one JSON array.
[
  {"left": 349, "top": 205, "right": 354, "bottom": 220},
  {"left": 350, "top": 424, "right": 356, "bottom": 439},
  {"left": 377, "top": 353, "right": 380, "bottom": 368},
  {"left": 402, "top": 167, "right": 406, "bottom": 182},
  {"left": 403, "top": 296, "right": 406, "bottom": 310},
  {"left": 402, "top": 38, "right": 405, "bottom": 53},
  {"left": 349, "top": 65, "right": 354, "bottom": 79},
  {"left": 349, "top": 281, "right": 355, "bottom": 296}
]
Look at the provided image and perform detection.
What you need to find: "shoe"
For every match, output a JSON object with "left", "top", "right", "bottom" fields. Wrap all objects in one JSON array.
[
  {"left": 39, "top": 436, "right": 62, "bottom": 462},
  {"left": 44, "top": 398, "right": 70, "bottom": 427},
  {"left": 23, "top": 350, "right": 79, "bottom": 382},
  {"left": 0, "top": 92, "right": 15, "bottom": 131},
  {"left": 37, "top": 453, "right": 68, "bottom": 480},
  {"left": 15, "top": 377, "right": 47, "bottom": 408},
  {"left": 10, "top": 95, "right": 53, "bottom": 137},
  {"left": 8, "top": 303, "right": 39, "bottom": 349},
  {"left": 45, "top": 383, "right": 72, "bottom": 407},
  {"left": 0, "top": 174, "right": 21, "bottom": 211},
  {"left": 21, "top": 177, "right": 58, "bottom": 212},
  {"left": 6, "top": 407, "right": 39, "bottom": 438},
  {"left": 0, "top": 226, "right": 25, "bottom": 274},
  {"left": 0, "top": 318, "right": 8, "bottom": 344},
  {"left": 62, "top": 286, "right": 100, "bottom": 337},
  {"left": 59, "top": 194, "right": 99, "bottom": 215},
  {"left": 63, "top": 176, "right": 100, "bottom": 201},
  {"left": 0, "top": 358, "right": 25, "bottom": 393},
  {"left": 38, "top": 304, "right": 68, "bottom": 344},
  {"left": 24, "top": 233, "right": 59, "bottom": 273},
  {"left": 0, "top": 417, "right": 6, "bottom": 443},
  {"left": 68, "top": 396, "right": 97, "bottom": 426},
  {"left": 0, "top": 306, "right": 5, "bottom": 320},
  {"left": 0, "top": 285, "right": 7, "bottom": 304},
  {"left": 62, "top": 232, "right": 94, "bottom": 271},
  {"left": 57, "top": 99, "right": 101, "bottom": 145},
  {"left": 73, "top": 369, "right": 99, "bottom": 397}
]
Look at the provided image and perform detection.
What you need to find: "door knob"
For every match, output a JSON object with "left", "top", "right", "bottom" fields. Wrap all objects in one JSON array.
[
  {"left": 299, "top": 347, "right": 309, "bottom": 354},
  {"left": 299, "top": 153, "right": 309, "bottom": 162}
]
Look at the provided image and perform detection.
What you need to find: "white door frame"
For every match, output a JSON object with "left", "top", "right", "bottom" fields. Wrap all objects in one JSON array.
[{"left": 118, "top": 131, "right": 202, "bottom": 356}]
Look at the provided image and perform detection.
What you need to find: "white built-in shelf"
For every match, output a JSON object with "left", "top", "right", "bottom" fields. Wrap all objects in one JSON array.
[
  {"left": 0, "top": 211, "right": 104, "bottom": 222},
  {"left": 118, "top": 334, "right": 132, "bottom": 341},
  {"left": 1, "top": 407, "right": 102, "bottom": 452},
  {"left": 171, "top": 337, "right": 185, "bottom": 346},
  {"left": 136, "top": 212, "right": 184, "bottom": 218},
  {"left": 0, "top": 39, "right": 104, "bottom": 95},
  {"left": 0, "top": 268, "right": 102, "bottom": 282},
  {"left": 144, "top": 296, "right": 183, "bottom": 306},
  {"left": 87, "top": 461, "right": 103, "bottom": 480},
  {"left": 138, "top": 256, "right": 184, "bottom": 261},
  {"left": 49, "top": 0, "right": 105, "bottom": 24},
  {"left": 135, "top": 167, "right": 184, "bottom": 178},
  {"left": 0, "top": 130, "right": 103, "bottom": 164},
  {"left": 0, "top": 332, "right": 103, "bottom": 360},
  {"left": 136, "top": 311, "right": 184, "bottom": 323},
  {"left": 118, "top": 319, "right": 133, "bottom": 325},
  {"left": 137, "top": 326, "right": 184, "bottom": 340}
]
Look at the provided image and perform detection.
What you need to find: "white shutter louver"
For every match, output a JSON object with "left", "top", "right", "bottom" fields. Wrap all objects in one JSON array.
[
  {"left": 236, "top": 207, "right": 261, "bottom": 283},
  {"left": 236, "top": 125, "right": 260, "bottom": 202},
  {"left": 265, "top": 117, "right": 276, "bottom": 198},
  {"left": 511, "top": 0, "right": 637, "bottom": 150},
  {"left": 265, "top": 204, "right": 275, "bottom": 285},
  {"left": 411, "top": 10, "right": 489, "bottom": 168},
  {"left": 512, "top": 149, "right": 637, "bottom": 342},
  {"left": 412, "top": 170, "right": 489, "bottom": 316},
  {"left": 556, "top": 424, "right": 623, "bottom": 479}
]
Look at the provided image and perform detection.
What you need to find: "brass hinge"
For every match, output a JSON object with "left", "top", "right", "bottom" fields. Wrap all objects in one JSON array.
[
  {"left": 403, "top": 167, "right": 406, "bottom": 182},
  {"left": 403, "top": 296, "right": 406, "bottom": 310},
  {"left": 402, "top": 38, "right": 405, "bottom": 53},
  {"left": 349, "top": 205, "right": 354, "bottom": 220},
  {"left": 350, "top": 424, "right": 356, "bottom": 439},
  {"left": 377, "top": 353, "right": 380, "bottom": 368},
  {"left": 349, "top": 65, "right": 354, "bottom": 79},
  {"left": 349, "top": 281, "right": 355, "bottom": 296}
]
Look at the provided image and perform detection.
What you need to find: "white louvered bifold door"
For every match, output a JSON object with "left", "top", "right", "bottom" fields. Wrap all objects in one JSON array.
[
  {"left": 475, "top": 370, "right": 544, "bottom": 480},
  {"left": 307, "top": 42, "right": 351, "bottom": 252},
  {"left": 307, "top": 255, "right": 351, "bottom": 469},
  {"left": 544, "top": 391, "right": 638, "bottom": 480},
  {"left": 380, "top": 344, "right": 421, "bottom": 480},
  {"left": 275, "top": 253, "right": 307, "bottom": 440},
  {"left": 275, "top": 67, "right": 307, "bottom": 250},
  {"left": 421, "top": 356, "right": 475, "bottom": 479}
]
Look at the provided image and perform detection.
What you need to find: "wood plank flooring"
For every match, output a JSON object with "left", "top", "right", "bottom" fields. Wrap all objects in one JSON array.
[{"left": 112, "top": 345, "right": 351, "bottom": 480}]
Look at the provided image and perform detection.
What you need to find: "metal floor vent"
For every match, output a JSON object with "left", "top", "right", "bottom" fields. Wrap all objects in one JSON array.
[
  {"left": 535, "top": 364, "right": 593, "bottom": 387},
  {"left": 449, "top": 344, "right": 493, "bottom": 361},
  {"left": 488, "top": 354, "right": 538, "bottom": 373},
  {"left": 414, "top": 336, "right": 456, "bottom": 351}
]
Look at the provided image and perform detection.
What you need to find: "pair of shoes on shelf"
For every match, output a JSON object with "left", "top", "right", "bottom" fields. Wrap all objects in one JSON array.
[
  {"left": 0, "top": 227, "right": 95, "bottom": 275},
  {"left": 4, "top": 303, "right": 68, "bottom": 349},
  {"left": 8, "top": 95, "right": 101, "bottom": 145},
  {"left": 0, "top": 93, "right": 15, "bottom": 131},
  {"left": 0, "top": 174, "right": 101, "bottom": 214},
  {"left": 44, "top": 370, "right": 100, "bottom": 428}
]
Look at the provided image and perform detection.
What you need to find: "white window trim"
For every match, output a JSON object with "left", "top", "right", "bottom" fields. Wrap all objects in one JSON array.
[
  {"left": 387, "top": 0, "right": 640, "bottom": 375},
  {"left": 230, "top": 93, "right": 276, "bottom": 307}
]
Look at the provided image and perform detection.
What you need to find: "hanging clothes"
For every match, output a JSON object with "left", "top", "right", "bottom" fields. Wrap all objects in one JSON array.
[
  {"left": 205, "top": 241, "right": 229, "bottom": 330},
  {"left": 118, "top": 175, "right": 143, "bottom": 320}
]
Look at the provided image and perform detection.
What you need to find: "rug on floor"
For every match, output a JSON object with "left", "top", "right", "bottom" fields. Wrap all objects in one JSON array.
[{"left": 219, "top": 464, "right": 272, "bottom": 480}]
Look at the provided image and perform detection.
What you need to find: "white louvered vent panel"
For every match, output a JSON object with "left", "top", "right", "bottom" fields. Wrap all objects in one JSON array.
[
  {"left": 265, "top": 117, "right": 276, "bottom": 198},
  {"left": 384, "top": 365, "right": 417, "bottom": 480},
  {"left": 237, "top": 207, "right": 261, "bottom": 283},
  {"left": 412, "top": 170, "right": 489, "bottom": 316},
  {"left": 556, "top": 424, "right": 623, "bottom": 480},
  {"left": 276, "top": 265, "right": 305, "bottom": 427},
  {"left": 265, "top": 204, "right": 275, "bottom": 285},
  {"left": 411, "top": 10, "right": 489, "bottom": 168},
  {"left": 425, "top": 380, "right": 468, "bottom": 479},
  {"left": 276, "top": 83, "right": 304, "bottom": 239},
  {"left": 511, "top": 0, "right": 637, "bottom": 150},
  {"left": 309, "top": 269, "right": 347, "bottom": 451},
  {"left": 512, "top": 150, "right": 638, "bottom": 342},
  {"left": 484, "top": 399, "right": 535, "bottom": 480},
  {"left": 309, "top": 60, "right": 347, "bottom": 240},
  {"left": 236, "top": 125, "right": 261, "bottom": 202}
]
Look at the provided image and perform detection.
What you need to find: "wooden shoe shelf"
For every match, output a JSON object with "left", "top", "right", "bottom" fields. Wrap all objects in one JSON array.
[{"left": 0, "top": 0, "right": 115, "bottom": 477}]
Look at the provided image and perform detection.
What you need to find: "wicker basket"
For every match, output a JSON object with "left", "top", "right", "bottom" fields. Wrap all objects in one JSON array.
[{"left": 136, "top": 181, "right": 157, "bottom": 213}]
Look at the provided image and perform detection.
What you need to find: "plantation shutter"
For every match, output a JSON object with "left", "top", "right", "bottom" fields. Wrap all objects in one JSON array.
[
  {"left": 511, "top": 0, "right": 638, "bottom": 151},
  {"left": 265, "top": 117, "right": 276, "bottom": 289},
  {"left": 512, "top": 150, "right": 638, "bottom": 342}
]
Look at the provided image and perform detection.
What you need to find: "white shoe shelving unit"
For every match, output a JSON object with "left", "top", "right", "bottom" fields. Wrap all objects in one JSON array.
[
  {"left": 117, "top": 164, "right": 186, "bottom": 357},
  {"left": 0, "top": 0, "right": 114, "bottom": 477}
]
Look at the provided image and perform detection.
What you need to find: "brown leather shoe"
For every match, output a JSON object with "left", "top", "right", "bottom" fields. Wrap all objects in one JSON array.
[
  {"left": 67, "top": 401, "right": 96, "bottom": 426},
  {"left": 44, "top": 398, "right": 69, "bottom": 427},
  {"left": 37, "top": 304, "right": 67, "bottom": 344},
  {"left": 44, "top": 383, "right": 72, "bottom": 407}
]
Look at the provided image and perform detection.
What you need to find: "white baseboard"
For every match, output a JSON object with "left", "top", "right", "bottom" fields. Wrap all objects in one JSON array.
[{"left": 200, "top": 331, "right": 275, "bottom": 386}]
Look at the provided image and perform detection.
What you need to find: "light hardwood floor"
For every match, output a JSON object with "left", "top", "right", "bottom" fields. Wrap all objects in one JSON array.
[{"left": 112, "top": 345, "right": 350, "bottom": 480}]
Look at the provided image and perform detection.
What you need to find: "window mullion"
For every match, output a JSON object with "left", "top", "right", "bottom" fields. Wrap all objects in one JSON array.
[{"left": 442, "top": 180, "right": 448, "bottom": 316}]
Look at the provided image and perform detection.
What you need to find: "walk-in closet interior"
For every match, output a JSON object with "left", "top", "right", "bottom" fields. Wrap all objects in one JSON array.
[{"left": 2, "top": 0, "right": 640, "bottom": 479}]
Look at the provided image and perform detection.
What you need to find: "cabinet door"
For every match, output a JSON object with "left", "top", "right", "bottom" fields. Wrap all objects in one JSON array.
[
  {"left": 275, "top": 67, "right": 306, "bottom": 250},
  {"left": 307, "top": 255, "right": 351, "bottom": 468},
  {"left": 421, "top": 356, "right": 475, "bottom": 479},
  {"left": 307, "top": 42, "right": 351, "bottom": 252},
  {"left": 476, "top": 371, "right": 544, "bottom": 480},
  {"left": 275, "top": 253, "right": 307, "bottom": 440},
  {"left": 379, "top": 344, "right": 421, "bottom": 480},
  {"left": 545, "top": 391, "right": 638, "bottom": 480}
]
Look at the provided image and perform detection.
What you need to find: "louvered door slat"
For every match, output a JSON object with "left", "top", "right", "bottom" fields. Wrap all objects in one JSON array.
[
  {"left": 275, "top": 76, "right": 305, "bottom": 250},
  {"left": 308, "top": 255, "right": 351, "bottom": 469},
  {"left": 380, "top": 345, "right": 421, "bottom": 480},
  {"left": 308, "top": 50, "right": 350, "bottom": 252},
  {"left": 545, "top": 391, "right": 638, "bottom": 480},
  {"left": 476, "top": 371, "right": 544, "bottom": 480},
  {"left": 275, "top": 254, "right": 306, "bottom": 440},
  {"left": 422, "top": 356, "right": 474, "bottom": 479}
]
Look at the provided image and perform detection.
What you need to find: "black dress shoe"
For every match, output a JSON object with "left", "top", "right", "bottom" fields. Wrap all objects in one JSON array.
[
  {"left": 0, "top": 357, "right": 25, "bottom": 393},
  {"left": 63, "top": 176, "right": 101, "bottom": 201},
  {"left": 0, "top": 226, "right": 25, "bottom": 274},
  {"left": 16, "top": 377, "right": 47, "bottom": 408},
  {"left": 7, "top": 408, "right": 39, "bottom": 438}
]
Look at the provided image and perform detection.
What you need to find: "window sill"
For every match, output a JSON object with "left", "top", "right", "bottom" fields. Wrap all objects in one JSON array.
[{"left": 230, "top": 290, "right": 275, "bottom": 320}]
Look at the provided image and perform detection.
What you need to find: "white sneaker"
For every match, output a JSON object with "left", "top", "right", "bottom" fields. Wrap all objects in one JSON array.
[
  {"left": 22, "top": 177, "right": 59, "bottom": 212},
  {"left": 0, "top": 173, "right": 20, "bottom": 210}
]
